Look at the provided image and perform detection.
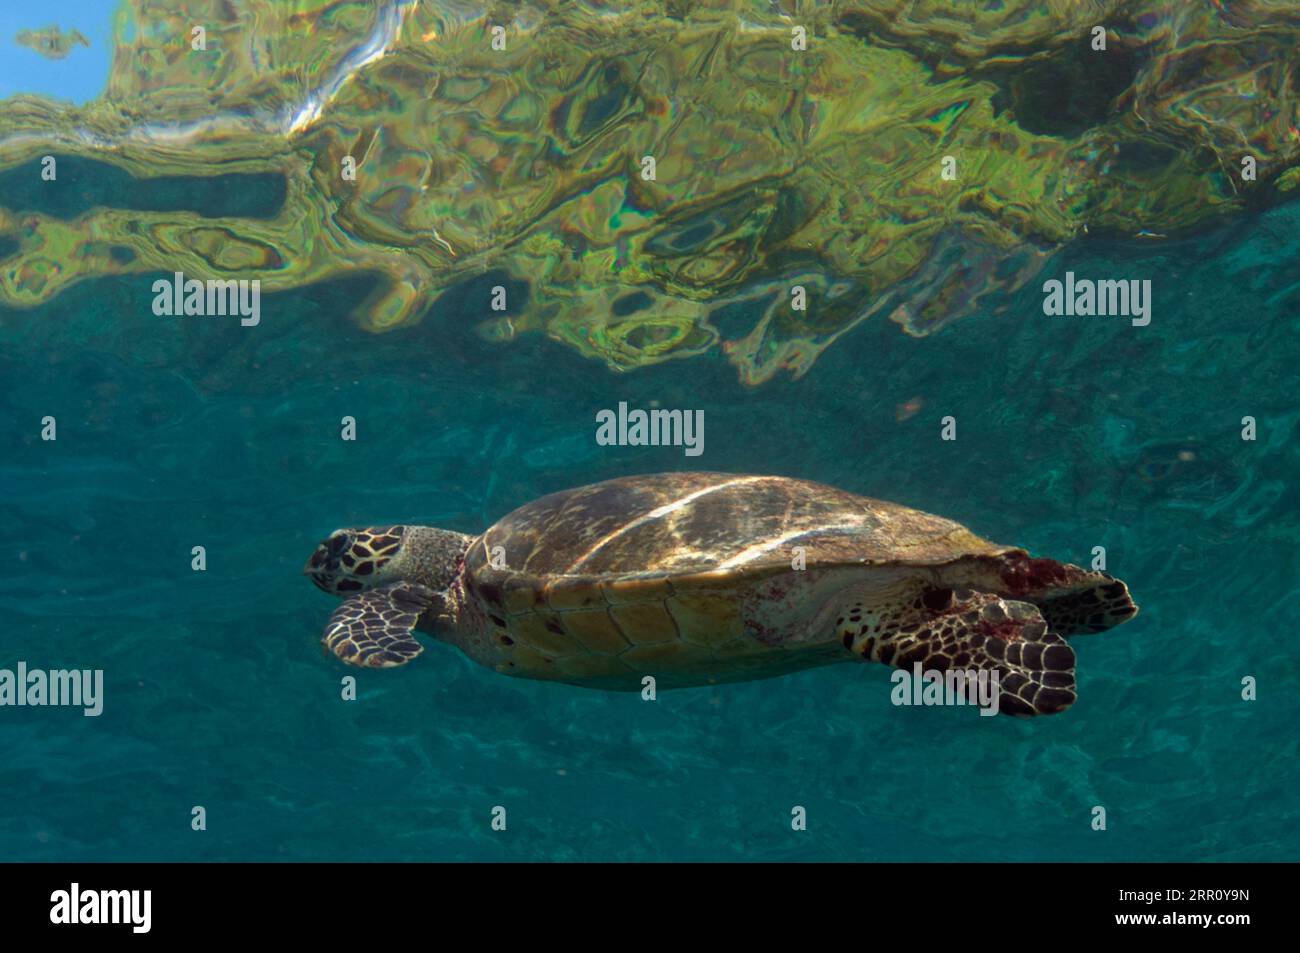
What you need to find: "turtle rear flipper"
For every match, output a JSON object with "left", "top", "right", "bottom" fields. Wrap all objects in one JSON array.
[
  {"left": 323, "top": 582, "right": 433, "bottom": 668},
  {"left": 836, "top": 587, "right": 1077, "bottom": 716}
]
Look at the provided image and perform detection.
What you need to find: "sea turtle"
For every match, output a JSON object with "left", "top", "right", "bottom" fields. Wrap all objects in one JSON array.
[{"left": 304, "top": 473, "right": 1137, "bottom": 715}]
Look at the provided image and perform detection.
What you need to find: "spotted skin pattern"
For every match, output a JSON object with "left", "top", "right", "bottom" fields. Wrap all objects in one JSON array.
[
  {"left": 836, "top": 584, "right": 1077, "bottom": 716},
  {"left": 307, "top": 526, "right": 406, "bottom": 595},
  {"left": 322, "top": 582, "right": 433, "bottom": 668}
]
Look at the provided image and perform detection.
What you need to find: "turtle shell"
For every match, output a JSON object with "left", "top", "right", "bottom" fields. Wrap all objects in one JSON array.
[
  {"left": 460, "top": 473, "right": 1018, "bottom": 686},
  {"left": 467, "top": 472, "right": 1009, "bottom": 583}
]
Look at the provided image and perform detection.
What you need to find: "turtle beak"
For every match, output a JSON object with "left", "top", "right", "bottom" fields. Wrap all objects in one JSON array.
[{"left": 303, "top": 546, "right": 326, "bottom": 575}]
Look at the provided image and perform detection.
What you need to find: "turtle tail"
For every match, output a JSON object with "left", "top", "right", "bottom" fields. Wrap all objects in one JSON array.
[
  {"left": 1035, "top": 574, "right": 1139, "bottom": 637},
  {"left": 973, "top": 552, "right": 1139, "bottom": 638}
]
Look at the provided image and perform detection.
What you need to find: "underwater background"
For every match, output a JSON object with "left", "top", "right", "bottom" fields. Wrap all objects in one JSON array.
[
  {"left": 3, "top": 196, "right": 1298, "bottom": 862},
  {"left": 2, "top": 0, "right": 1299, "bottom": 862}
]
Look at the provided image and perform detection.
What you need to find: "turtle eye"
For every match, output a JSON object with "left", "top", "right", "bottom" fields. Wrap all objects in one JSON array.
[{"left": 326, "top": 533, "right": 352, "bottom": 559}]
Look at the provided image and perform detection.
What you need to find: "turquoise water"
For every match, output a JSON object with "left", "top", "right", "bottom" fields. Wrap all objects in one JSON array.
[
  {"left": 1, "top": 191, "right": 1298, "bottom": 860},
  {"left": 0, "top": 1, "right": 118, "bottom": 104}
]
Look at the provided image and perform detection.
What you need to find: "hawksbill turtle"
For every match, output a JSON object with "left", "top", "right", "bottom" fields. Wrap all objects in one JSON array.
[{"left": 304, "top": 472, "right": 1137, "bottom": 715}]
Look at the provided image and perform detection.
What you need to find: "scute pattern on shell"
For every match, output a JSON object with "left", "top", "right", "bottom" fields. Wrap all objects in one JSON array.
[{"left": 466, "top": 472, "right": 1011, "bottom": 584}]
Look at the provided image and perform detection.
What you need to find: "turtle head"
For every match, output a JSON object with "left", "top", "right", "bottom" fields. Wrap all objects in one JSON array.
[{"left": 304, "top": 525, "right": 408, "bottom": 595}]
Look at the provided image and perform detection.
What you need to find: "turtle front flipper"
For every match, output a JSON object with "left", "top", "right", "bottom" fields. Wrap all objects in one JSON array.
[
  {"left": 836, "top": 587, "right": 1077, "bottom": 716},
  {"left": 322, "top": 582, "right": 434, "bottom": 668}
]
